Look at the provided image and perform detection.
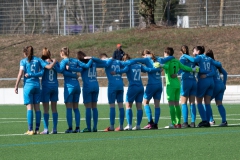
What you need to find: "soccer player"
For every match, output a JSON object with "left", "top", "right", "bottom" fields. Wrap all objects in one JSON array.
[
  {"left": 111, "top": 54, "right": 161, "bottom": 130},
  {"left": 182, "top": 46, "right": 222, "bottom": 127},
  {"left": 91, "top": 53, "right": 127, "bottom": 131},
  {"left": 15, "top": 46, "right": 56, "bottom": 135},
  {"left": 126, "top": 49, "right": 173, "bottom": 129},
  {"left": 40, "top": 48, "right": 77, "bottom": 134},
  {"left": 157, "top": 47, "right": 198, "bottom": 128},
  {"left": 205, "top": 49, "right": 228, "bottom": 126},
  {"left": 66, "top": 51, "right": 100, "bottom": 132},
  {"left": 58, "top": 47, "right": 92, "bottom": 133},
  {"left": 178, "top": 45, "right": 197, "bottom": 128}
]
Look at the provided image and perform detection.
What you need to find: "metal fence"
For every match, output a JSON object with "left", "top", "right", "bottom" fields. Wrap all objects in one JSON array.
[{"left": 0, "top": 0, "right": 240, "bottom": 35}]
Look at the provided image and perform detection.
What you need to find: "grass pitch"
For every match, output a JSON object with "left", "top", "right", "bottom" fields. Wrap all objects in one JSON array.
[{"left": 0, "top": 104, "right": 240, "bottom": 160}]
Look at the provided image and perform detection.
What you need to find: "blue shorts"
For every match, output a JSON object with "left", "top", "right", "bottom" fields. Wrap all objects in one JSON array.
[
  {"left": 108, "top": 88, "right": 124, "bottom": 104},
  {"left": 126, "top": 85, "right": 144, "bottom": 103},
  {"left": 23, "top": 85, "right": 41, "bottom": 105},
  {"left": 180, "top": 79, "right": 197, "bottom": 97},
  {"left": 82, "top": 88, "right": 99, "bottom": 104},
  {"left": 144, "top": 84, "right": 162, "bottom": 100},
  {"left": 64, "top": 85, "right": 81, "bottom": 103},
  {"left": 211, "top": 83, "right": 225, "bottom": 101},
  {"left": 41, "top": 86, "right": 58, "bottom": 102},
  {"left": 197, "top": 77, "right": 214, "bottom": 98}
]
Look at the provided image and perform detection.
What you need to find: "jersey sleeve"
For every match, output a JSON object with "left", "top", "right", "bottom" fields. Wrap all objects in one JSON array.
[
  {"left": 141, "top": 65, "right": 160, "bottom": 73},
  {"left": 211, "top": 59, "right": 222, "bottom": 68},
  {"left": 92, "top": 57, "right": 107, "bottom": 67},
  {"left": 77, "top": 59, "right": 93, "bottom": 68},
  {"left": 59, "top": 59, "right": 68, "bottom": 72},
  {"left": 68, "top": 66, "right": 83, "bottom": 72},
  {"left": 156, "top": 56, "right": 174, "bottom": 64},
  {"left": 116, "top": 65, "right": 129, "bottom": 74},
  {"left": 39, "top": 58, "right": 48, "bottom": 68},
  {"left": 62, "top": 70, "right": 78, "bottom": 78},
  {"left": 179, "top": 61, "right": 193, "bottom": 72},
  {"left": 220, "top": 67, "right": 228, "bottom": 85},
  {"left": 129, "top": 58, "right": 148, "bottom": 66},
  {"left": 53, "top": 62, "right": 62, "bottom": 73},
  {"left": 20, "top": 59, "right": 25, "bottom": 70},
  {"left": 183, "top": 54, "right": 200, "bottom": 63}
]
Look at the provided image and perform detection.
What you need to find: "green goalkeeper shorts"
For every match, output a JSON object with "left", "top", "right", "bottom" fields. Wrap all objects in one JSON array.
[{"left": 166, "top": 87, "right": 180, "bottom": 101}]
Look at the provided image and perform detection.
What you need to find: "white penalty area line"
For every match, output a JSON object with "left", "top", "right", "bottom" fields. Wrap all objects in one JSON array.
[{"left": 1, "top": 123, "right": 240, "bottom": 137}]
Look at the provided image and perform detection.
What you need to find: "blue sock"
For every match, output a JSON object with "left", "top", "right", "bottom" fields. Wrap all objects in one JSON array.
[
  {"left": 92, "top": 108, "right": 98, "bottom": 130},
  {"left": 52, "top": 112, "right": 58, "bottom": 130},
  {"left": 110, "top": 107, "right": 115, "bottom": 125},
  {"left": 218, "top": 105, "right": 226, "bottom": 123},
  {"left": 119, "top": 108, "right": 125, "bottom": 125},
  {"left": 35, "top": 111, "right": 41, "bottom": 131},
  {"left": 85, "top": 108, "right": 91, "bottom": 131},
  {"left": 73, "top": 108, "right": 80, "bottom": 128},
  {"left": 126, "top": 109, "right": 133, "bottom": 125},
  {"left": 181, "top": 104, "right": 188, "bottom": 123},
  {"left": 43, "top": 113, "right": 49, "bottom": 130},
  {"left": 205, "top": 104, "right": 212, "bottom": 122},
  {"left": 154, "top": 107, "right": 160, "bottom": 124},
  {"left": 144, "top": 105, "right": 152, "bottom": 122},
  {"left": 137, "top": 110, "right": 143, "bottom": 126},
  {"left": 27, "top": 110, "right": 33, "bottom": 131},
  {"left": 207, "top": 104, "right": 214, "bottom": 122},
  {"left": 66, "top": 108, "right": 72, "bottom": 129},
  {"left": 197, "top": 103, "right": 206, "bottom": 121},
  {"left": 190, "top": 104, "right": 196, "bottom": 122}
]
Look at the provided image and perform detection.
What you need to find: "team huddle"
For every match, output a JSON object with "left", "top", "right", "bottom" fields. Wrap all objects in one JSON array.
[{"left": 14, "top": 45, "right": 228, "bottom": 135}]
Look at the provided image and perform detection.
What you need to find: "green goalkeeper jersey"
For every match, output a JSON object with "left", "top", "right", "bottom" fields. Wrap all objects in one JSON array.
[{"left": 163, "top": 58, "right": 193, "bottom": 88}]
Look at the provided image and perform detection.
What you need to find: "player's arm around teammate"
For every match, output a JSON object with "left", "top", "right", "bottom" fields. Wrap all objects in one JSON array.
[
  {"left": 92, "top": 54, "right": 126, "bottom": 131},
  {"left": 15, "top": 46, "right": 56, "bottom": 135},
  {"left": 127, "top": 49, "right": 173, "bottom": 129},
  {"left": 39, "top": 48, "right": 77, "bottom": 134},
  {"left": 160, "top": 47, "right": 198, "bottom": 128},
  {"left": 67, "top": 51, "right": 99, "bottom": 132},
  {"left": 182, "top": 46, "right": 221, "bottom": 127},
  {"left": 178, "top": 45, "right": 198, "bottom": 128},
  {"left": 204, "top": 50, "right": 228, "bottom": 127}
]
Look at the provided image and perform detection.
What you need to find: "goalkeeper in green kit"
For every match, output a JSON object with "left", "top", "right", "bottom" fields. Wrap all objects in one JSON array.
[{"left": 154, "top": 47, "right": 199, "bottom": 128}]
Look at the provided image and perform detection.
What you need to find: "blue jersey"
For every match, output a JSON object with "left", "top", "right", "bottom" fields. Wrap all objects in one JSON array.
[
  {"left": 59, "top": 58, "right": 79, "bottom": 88},
  {"left": 128, "top": 56, "right": 173, "bottom": 85},
  {"left": 20, "top": 56, "right": 46, "bottom": 87},
  {"left": 92, "top": 58, "right": 126, "bottom": 90},
  {"left": 41, "top": 61, "right": 59, "bottom": 87},
  {"left": 212, "top": 66, "right": 228, "bottom": 85},
  {"left": 69, "top": 61, "right": 99, "bottom": 90},
  {"left": 183, "top": 54, "right": 221, "bottom": 74},
  {"left": 179, "top": 55, "right": 196, "bottom": 81},
  {"left": 117, "top": 63, "right": 160, "bottom": 87}
]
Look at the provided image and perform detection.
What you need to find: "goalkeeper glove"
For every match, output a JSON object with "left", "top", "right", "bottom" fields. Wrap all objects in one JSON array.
[
  {"left": 153, "top": 62, "right": 163, "bottom": 68},
  {"left": 192, "top": 66, "right": 199, "bottom": 73}
]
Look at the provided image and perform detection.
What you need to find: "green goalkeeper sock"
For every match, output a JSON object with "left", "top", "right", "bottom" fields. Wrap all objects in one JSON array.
[
  {"left": 169, "top": 106, "right": 176, "bottom": 125},
  {"left": 175, "top": 106, "right": 181, "bottom": 124}
]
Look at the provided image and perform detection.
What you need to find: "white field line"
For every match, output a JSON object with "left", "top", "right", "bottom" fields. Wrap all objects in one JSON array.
[
  {"left": 1, "top": 114, "right": 240, "bottom": 120},
  {"left": 0, "top": 123, "right": 240, "bottom": 137}
]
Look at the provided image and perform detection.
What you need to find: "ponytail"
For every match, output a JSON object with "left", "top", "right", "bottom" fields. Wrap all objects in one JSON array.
[
  {"left": 181, "top": 45, "right": 189, "bottom": 55},
  {"left": 26, "top": 46, "right": 34, "bottom": 62},
  {"left": 61, "top": 47, "right": 70, "bottom": 57},
  {"left": 142, "top": 49, "right": 157, "bottom": 62}
]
